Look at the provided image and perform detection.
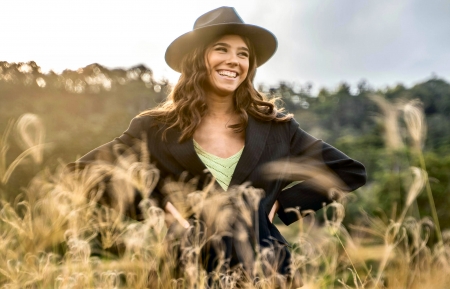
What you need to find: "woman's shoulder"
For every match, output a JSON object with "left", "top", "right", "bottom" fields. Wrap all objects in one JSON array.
[
  {"left": 247, "top": 111, "right": 298, "bottom": 131},
  {"left": 133, "top": 112, "right": 169, "bottom": 126},
  {"left": 124, "top": 114, "right": 162, "bottom": 136},
  {"left": 267, "top": 113, "right": 306, "bottom": 141}
]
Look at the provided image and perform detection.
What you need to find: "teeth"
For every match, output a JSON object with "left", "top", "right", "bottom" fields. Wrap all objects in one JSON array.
[{"left": 218, "top": 70, "right": 237, "bottom": 78}]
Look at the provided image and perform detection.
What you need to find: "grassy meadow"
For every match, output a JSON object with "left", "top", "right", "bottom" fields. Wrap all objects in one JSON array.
[{"left": 1, "top": 61, "right": 450, "bottom": 288}]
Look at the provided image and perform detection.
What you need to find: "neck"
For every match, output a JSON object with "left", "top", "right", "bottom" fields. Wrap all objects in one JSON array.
[{"left": 204, "top": 92, "right": 236, "bottom": 118}]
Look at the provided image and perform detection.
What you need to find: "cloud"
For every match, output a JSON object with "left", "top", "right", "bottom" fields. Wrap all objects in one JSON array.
[{"left": 253, "top": 0, "right": 450, "bottom": 89}]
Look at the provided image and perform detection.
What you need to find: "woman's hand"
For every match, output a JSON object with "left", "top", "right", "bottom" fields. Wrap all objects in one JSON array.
[
  {"left": 164, "top": 202, "right": 190, "bottom": 228},
  {"left": 268, "top": 200, "right": 280, "bottom": 223}
]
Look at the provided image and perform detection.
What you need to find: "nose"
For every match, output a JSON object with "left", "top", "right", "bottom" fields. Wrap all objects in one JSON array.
[{"left": 226, "top": 54, "right": 239, "bottom": 66}]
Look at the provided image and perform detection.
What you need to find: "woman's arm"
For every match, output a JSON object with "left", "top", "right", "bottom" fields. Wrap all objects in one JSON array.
[
  {"left": 276, "top": 119, "right": 367, "bottom": 225},
  {"left": 65, "top": 116, "right": 168, "bottom": 218}
]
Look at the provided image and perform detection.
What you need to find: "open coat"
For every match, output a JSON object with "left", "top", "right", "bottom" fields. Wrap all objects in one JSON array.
[{"left": 73, "top": 113, "right": 366, "bottom": 266}]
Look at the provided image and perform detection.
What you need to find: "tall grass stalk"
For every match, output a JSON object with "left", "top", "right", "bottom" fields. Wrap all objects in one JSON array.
[
  {"left": 416, "top": 153, "right": 442, "bottom": 243},
  {"left": 403, "top": 100, "right": 442, "bottom": 243}
]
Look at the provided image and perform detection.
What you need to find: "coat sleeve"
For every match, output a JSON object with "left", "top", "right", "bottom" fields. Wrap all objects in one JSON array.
[
  {"left": 276, "top": 119, "right": 367, "bottom": 225},
  {"left": 66, "top": 116, "right": 146, "bottom": 168},
  {"left": 65, "top": 116, "right": 165, "bottom": 220}
]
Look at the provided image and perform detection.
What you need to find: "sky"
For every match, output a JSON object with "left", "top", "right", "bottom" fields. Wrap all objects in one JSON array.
[{"left": 2, "top": 0, "right": 450, "bottom": 91}]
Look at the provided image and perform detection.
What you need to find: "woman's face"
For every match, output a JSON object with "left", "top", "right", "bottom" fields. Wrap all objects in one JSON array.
[{"left": 204, "top": 34, "right": 250, "bottom": 97}]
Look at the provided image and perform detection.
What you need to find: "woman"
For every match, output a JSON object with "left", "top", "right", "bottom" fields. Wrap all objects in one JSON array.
[{"left": 72, "top": 6, "right": 366, "bottom": 285}]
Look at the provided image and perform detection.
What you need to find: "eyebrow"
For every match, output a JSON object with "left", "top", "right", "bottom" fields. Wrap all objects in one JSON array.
[{"left": 213, "top": 42, "right": 249, "bottom": 52}]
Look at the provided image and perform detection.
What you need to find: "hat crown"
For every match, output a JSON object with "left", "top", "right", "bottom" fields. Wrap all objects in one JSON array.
[
  {"left": 165, "top": 6, "right": 277, "bottom": 72},
  {"left": 193, "top": 7, "right": 244, "bottom": 29}
]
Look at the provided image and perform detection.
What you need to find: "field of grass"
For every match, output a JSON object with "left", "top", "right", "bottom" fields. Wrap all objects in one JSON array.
[{"left": 1, "top": 98, "right": 450, "bottom": 288}]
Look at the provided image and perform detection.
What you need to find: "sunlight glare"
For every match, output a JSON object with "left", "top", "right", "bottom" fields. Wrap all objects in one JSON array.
[
  {"left": 141, "top": 72, "right": 152, "bottom": 83},
  {"left": 18, "top": 63, "right": 33, "bottom": 74},
  {"left": 36, "top": 77, "right": 47, "bottom": 88},
  {"left": 126, "top": 69, "right": 140, "bottom": 81}
]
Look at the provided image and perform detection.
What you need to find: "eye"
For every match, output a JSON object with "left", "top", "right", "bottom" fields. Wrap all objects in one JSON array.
[
  {"left": 215, "top": 46, "right": 227, "bottom": 52},
  {"left": 239, "top": 51, "right": 249, "bottom": 58}
]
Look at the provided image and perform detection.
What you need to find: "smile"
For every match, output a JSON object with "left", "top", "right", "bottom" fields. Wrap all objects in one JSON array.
[{"left": 217, "top": 70, "right": 238, "bottom": 78}]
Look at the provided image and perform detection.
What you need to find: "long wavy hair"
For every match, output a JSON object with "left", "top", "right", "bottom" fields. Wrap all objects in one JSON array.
[{"left": 140, "top": 34, "right": 292, "bottom": 142}]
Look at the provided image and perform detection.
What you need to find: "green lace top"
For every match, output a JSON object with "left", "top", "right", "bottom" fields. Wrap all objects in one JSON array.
[{"left": 193, "top": 139, "right": 244, "bottom": 191}]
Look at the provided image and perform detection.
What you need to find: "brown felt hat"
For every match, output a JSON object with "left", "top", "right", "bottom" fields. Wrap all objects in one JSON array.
[{"left": 165, "top": 6, "right": 278, "bottom": 72}]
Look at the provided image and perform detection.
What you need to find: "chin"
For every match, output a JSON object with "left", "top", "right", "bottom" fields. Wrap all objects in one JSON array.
[
  {"left": 219, "top": 86, "right": 238, "bottom": 95},
  {"left": 205, "top": 83, "right": 240, "bottom": 97}
]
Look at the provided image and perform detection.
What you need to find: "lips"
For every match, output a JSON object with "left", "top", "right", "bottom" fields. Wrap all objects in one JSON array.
[{"left": 217, "top": 70, "right": 238, "bottom": 78}]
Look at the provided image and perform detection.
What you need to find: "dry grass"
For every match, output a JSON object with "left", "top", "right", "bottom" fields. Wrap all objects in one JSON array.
[{"left": 1, "top": 101, "right": 450, "bottom": 288}]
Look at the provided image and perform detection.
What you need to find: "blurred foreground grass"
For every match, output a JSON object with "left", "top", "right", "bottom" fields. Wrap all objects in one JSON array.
[{"left": 1, "top": 97, "right": 450, "bottom": 288}]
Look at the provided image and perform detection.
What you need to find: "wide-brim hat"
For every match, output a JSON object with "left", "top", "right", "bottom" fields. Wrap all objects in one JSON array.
[{"left": 165, "top": 6, "right": 277, "bottom": 72}]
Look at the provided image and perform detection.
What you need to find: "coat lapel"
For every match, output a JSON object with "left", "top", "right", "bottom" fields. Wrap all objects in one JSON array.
[
  {"left": 163, "top": 115, "right": 271, "bottom": 188},
  {"left": 165, "top": 125, "right": 207, "bottom": 177},
  {"left": 229, "top": 115, "right": 271, "bottom": 187}
]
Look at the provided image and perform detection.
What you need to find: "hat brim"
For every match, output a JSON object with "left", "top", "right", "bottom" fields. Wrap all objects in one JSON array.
[{"left": 165, "top": 23, "right": 277, "bottom": 72}]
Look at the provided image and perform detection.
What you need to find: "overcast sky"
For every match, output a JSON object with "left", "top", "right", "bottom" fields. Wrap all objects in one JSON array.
[{"left": 2, "top": 0, "right": 449, "bottom": 91}]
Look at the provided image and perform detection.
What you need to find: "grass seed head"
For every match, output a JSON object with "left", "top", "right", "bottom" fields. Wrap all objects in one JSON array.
[{"left": 403, "top": 99, "right": 426, "bottom": 150}]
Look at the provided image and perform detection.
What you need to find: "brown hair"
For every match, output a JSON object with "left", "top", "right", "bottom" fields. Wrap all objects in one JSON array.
[{"left": 139, "top": 34, "right": 292, "bottom": 142}]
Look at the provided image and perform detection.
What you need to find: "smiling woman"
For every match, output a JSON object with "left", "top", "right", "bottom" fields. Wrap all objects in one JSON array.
[
  {"left": 71, "top": 6, "right": 366, "bottom": 287},
  {"left": 204, "top": 35, "right": 250, "bottom": 98}
]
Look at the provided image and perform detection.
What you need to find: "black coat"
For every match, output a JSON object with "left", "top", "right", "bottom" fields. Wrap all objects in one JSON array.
[{"left": 73, "top": 114, "right": 366, "bottom": 248}]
